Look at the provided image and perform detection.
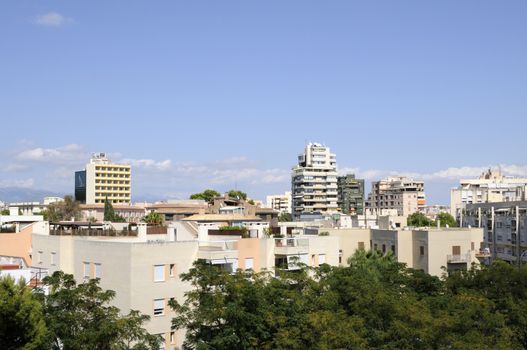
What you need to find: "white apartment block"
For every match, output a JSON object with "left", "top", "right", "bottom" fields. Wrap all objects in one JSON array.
[
  {"left": 291, "top": 143, "right": 338, "bottom": 219},
  {"left": 366, "top": 176, "right": 425, "bottom": 216},
  {"left": 75, "top": 153, "right": 132, "bottom": 204},
  {"left": 461, "top": 201, "right": 527, "bottom": 265},
  {"left": 450, "top": 168, "right": 527, "bottom": 218},
  {"left": 266, "top": 191, "right": 292, "bottom": 214}
]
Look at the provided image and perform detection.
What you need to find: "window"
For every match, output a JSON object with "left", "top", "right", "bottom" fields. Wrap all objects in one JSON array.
[
  {"left": 170, "top": 331, "right": 175, "bottom": 344},
  {"left": 391, "top": 245, "right": 396, "bottom": 254},
  {"left": 94, "top": 263, "right": 102, "bottom": 278},
  {"left": 452, "top": 246, "right": 461, "bottom": 255},
  {"left": 83, "top": 262, "right": 90, "bottom": 278},
  {"left": 153, "top": 299, "right": 165, "bottom": 316},
  {"left": 382, "top": 244, "right": 386, "bottom": 253},
  {"left": 38, "top": 251, "right": 43, "bottom": 264},
  {"left": 319, "top": 254, "right": 326, "bottom": 264},
  {"left": 420, "top": 246, "right": 425, "bottom": 256},
  {"left": 50, "top": 252, "right": 56, "bottom": 266},
  {"left": 471, "top": 242, "right": 475, "bottom": 251},
  {"left": 244, "top": 258, "right": 254, "bottom": 270},
  {"left": 169, "top": 264, "right": 176, "bottom": 277},
  {"left": 154, "top": 265, "right": 165, "bottom": 282},
  {"left": 358, "top": 242, "right": 365, "bottom": 250}
]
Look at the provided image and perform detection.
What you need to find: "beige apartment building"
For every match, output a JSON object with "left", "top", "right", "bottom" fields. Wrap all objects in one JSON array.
[
  {"left": 75, "top": 153, "right": 131, "bottom": 204},
  {"left": 450, "top": 168, "right": 527, "bottom": 218},
  {"left": 266, "top": 191, "right": 292, "bottom": 214},
  {"left": 329, "top": 227, "right": 483, "bottom": 276},
  {"left": 366, "top": 176, "right": 425, "bottom": 216}
]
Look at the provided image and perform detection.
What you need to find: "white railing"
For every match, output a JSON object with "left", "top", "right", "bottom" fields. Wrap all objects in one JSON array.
[
  {"left": 198, "top": 240, "right": 238, "bottom": 251},
  {"left": 447, "top": 253, "right": 470, "bottom": 263},
  {"left": 274, "top": 237, "right": 309, "bottom": 248}
]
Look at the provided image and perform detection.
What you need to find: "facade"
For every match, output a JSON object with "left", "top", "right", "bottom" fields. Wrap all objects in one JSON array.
[
  {"left": 75, "top": 153, "right": 132, "bottom": 204},
  {"left": 291, "top": 143, "right": 338, "bottom": 220},
  {"left": 266, "top": 191, "right": 292, "bottom": 214},
  {"left": 365, "top": 176, "right": 425, "bottom": 216},
  {"left": 450, "top": 168, "right": 527, "bottom": 217},
  {"left": 337, "top": 174, "right": 365, "bottom": 215},
  {"left": 330, "top": 227, "right": 483, "bottom": 276},
  {"left": 461, "top": 201, "right": 527, "bottom": 265},
  {"left": 80, "top": 203, "right": 146, "bottom": 223}
]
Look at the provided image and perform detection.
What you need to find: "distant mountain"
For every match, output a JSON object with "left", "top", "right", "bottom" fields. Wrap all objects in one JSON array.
[{"left": 0, "top": 187, "right": 65, "bottom": 204}]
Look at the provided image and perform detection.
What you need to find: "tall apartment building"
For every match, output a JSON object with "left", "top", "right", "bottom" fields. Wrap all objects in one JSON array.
[
  {"left": 75, "top": 153, "right": 131, "bottom": 204},
  {"left": 266, "top": 191, "right": 292, "bottom": 214},
  {"left": 450, "top": 168, "right": 527, "bottom": 218},
  {"left": 291, "top": 143, "right": 338, "bottom": 219},
  {"left": 461, "top": 201, "right": 527, "bottom": 265},
  {"left": 365, "top": 176, "right": 425, "bottom": 217},
  {"left": 337, "top": 174, "right": 365, "bottom": 215}
]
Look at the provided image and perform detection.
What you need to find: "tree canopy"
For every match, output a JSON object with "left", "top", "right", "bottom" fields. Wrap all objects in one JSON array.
[
  {"left": 104, "top": 198, "right": 126, "bottom": 222},
  {"left": 436, "top": 212, "right": 458, "bottom": 227},
  {"left": 172, "top": 253, "right": 527, "bottom": 350},
  {"left": 189, "top": 189, "right": 220, "bottom": 203},
  {"left": 407, "top": 212, "right": 434, "bottom": 227},
  {"left": 41, "top": 196, "right": 81, "bottom": 222},
  {"left": 141, "top": 211, "right": 163, "bottom": 225},
  {"left": 227, "top": 190, "right": 247, "bottom": 200}
]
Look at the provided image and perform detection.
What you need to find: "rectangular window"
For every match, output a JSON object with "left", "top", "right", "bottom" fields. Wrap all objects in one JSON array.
[
  {"left": 153, "top": 299, "right": 165, "bottom": 316},
  {"left": 452, "top": 246, "right": 461, "bottom": 255},
  {"left": 170, "top": 331, "right": 175, "bottom": 344},
  {"left": 94, "top": 263, "right": 102, "bottom": 278},
  {"left": 319, "top": 254, "right": 326, "bottom": 264},
  {"left": 420, "top": 246, "right": 425, "bottom": 256},
  {"left": 169, "top": 264, "right": 175, "bottom": 277},
  {"left": 83, "top": 262, "right": 90, "bottom": 278},
  {"left": 391, "top": 245, "right": 396, "bottom": 254},
  {"left": 38, "top": 251, "right": 43, "bottom": 264},
  {"left": 154, "top": 265, "right": 165, "bottom": 282},
  {"left": 471, "top": 242, "right": 475, "bottom": 251},
  {"left": 51, "top": 252, "right": 56, "bottom": 266},
  {"left": 382, "top": 244, "right": 386, "bottom": 253},
  {"left": 245, "top": 258, "right": 254, "bottom": 270},
  {"left": 358, "top": 242, "right": 365, "bottom": 250},
  {"left": 374, "top": 243, "right": 378, "bottom": 251}
]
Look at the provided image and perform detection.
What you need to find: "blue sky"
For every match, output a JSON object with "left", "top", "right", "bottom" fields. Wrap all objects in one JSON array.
[{"left": 1, "top": 1, "right": 526, "bottom": 204}]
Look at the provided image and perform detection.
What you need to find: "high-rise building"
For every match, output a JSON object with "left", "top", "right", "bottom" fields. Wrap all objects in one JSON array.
[
  {"left": 75, "top": 153, "right": 131, "bottom": 204},
  {"left": 365, "top": 176, "right": 425, "bottom": 217},
  {"left": 291, "top": 143, "right": 338, "bottom": 219},
  {"left": 337, "top": 174, "right": 365, "bottom": 215},
  {"left": 450, "top": 168, "right": 527, "bottom": 218},
  {"left": 266, "top": 192, "right": 292, "bottom": 214}
]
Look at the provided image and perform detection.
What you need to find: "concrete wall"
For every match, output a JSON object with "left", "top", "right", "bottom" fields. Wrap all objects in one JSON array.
[{"left": 0, "top": 223, "right": 34, "bottom": 266}]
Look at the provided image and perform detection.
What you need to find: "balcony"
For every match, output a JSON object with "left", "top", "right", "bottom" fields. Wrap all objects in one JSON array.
[
  {"left": 197, "top": 240, "right": 238, "bottom": 261},
  {"left": 274, "top": 238, "right": 309, "bottom": 255},
  {"left": 447, "top": 253, "right": 471, "bottom": 264}
]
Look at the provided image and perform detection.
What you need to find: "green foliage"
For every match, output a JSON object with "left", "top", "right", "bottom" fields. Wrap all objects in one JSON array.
[
  {"left": 42, "top": 271, "right": 161, "bottom": 349},
  {"left": 141, "top": 211, "right": 163, "bottom": 225},
  {"left": 42, "top": 195, "right": 81, "bottom": 222},
  {"left": 0, "top": 276, "right": 47, "bottom": 350},
  {"left": 318, "top": 231, "right": 329, "bottom": 236},
  {"left": 227, "top": 190, "right": 247, "bottom": 200},
  {"left": 218, "top": 226, "right": 249, "bottom": 238},
  {"left": 436, "top": 212, "right": 458, "bottom": 227},
  {"left": 407, "top": 212, "right": 434, "bottom": 227},
  {"left": 103, "top": 198, "right": 127, "bottom": 222},
  {"left": 172, "top": 254, "right": 527, "bottom": 350},
  {"left": 247, "top": 199, "right": 255, "bottom": 205},
  {"left": 0, "top": 208, "right": 9, "bottom": 215},
  {"left": 189, "top": 189, "right": 220, "bottom": 203},
  {"left": 278, "top": 212, "right": 292, "bottom": 222}
]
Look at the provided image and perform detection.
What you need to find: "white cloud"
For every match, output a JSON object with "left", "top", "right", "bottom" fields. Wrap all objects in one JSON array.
[
  {"left": 0, "top": 178, "right": 34, "bottom": 188},
  {"left": 15, "top": 144, "right": 86, "bottom": 164},
  {"left": 34, "top": 12, "right": 74, "bottom": 27},
  {"left": 121, "top": 158, "right": 172, "bottom": 171}
]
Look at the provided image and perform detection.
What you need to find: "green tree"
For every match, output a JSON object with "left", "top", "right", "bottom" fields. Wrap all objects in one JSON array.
[
  {"left": 227, "top": 190, "right": 247, "bottom": 200},
  {"left": 142, "top": 211, "right": 163, "bottom": 225},
  {"left": 103, "top": 198, "right": 126, "bottom": 222},
  {"left": 42, "top": 196, "right": 81, "bottom": 222},
  {"left": 436, "top": 212, "right": 458, "bottom": 227},
  {"left": 0, "top": 208, "right": 9, "bottom": 215},
  {"left": 42, "top": 271, "right": 161, "bottom": 350},
  {"left": 278, "top": 212, "right": 292, "bottom": 222},
  {"left": 189, "top": 189, "right": 220, "bottom": 203},
  {"left": 0, "top": 276, "right": 48, "bottom": 350},
  {"left": 407, "top": 212, "right": 434, "bottom": 227}
]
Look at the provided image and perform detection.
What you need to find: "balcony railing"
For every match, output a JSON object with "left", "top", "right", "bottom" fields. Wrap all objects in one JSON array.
[{"left": 447, "top": 253, "right": 471, "bottom": 264}]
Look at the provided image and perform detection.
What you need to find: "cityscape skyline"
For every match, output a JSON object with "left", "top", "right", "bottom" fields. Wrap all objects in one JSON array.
[{"left": 2, "top": 1, "right": 527, "bottom": 204}]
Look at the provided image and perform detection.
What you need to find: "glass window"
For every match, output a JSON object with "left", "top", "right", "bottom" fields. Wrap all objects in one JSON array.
[
  {"left": 83, "top": 262, "right": 90, "bottom": 278},
  {"left": 94, "top": 263, "right": 102, "bottom": 278},
  {"left": 154, "top": 265, "right": 165, "bottom": 282},
  {"left": 169, "top": 264, "right": 176, "bottom": 277},
  {"left": 153, "top": 299, "right": 165, "bottom": 316},
  {"left": 50, "top": 252, "right": 56, "bottom": 266},
  {"left": 245, "top": 258, "right": 254, "bottom": 270},
  {"left": 319, "top": 254, "right": 326, "bottom": 264}
]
